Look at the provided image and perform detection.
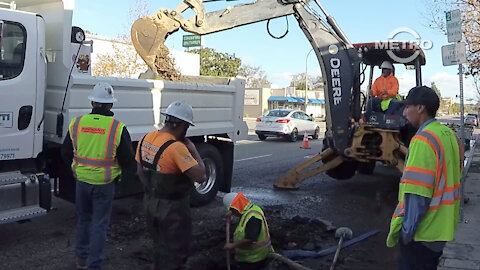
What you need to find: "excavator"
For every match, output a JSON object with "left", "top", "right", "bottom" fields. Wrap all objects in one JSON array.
[{"left": 131, "top": 0, "right": 425, "bottom": 189}]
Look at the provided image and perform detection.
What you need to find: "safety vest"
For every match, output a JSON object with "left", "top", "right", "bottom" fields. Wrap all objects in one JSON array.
[
  {"left": 380, "top": 95, "right": 402, "bottom": 111},
  {"left": 233, "top": 202, "right": 271, "bottom": 263},
  {"left": 387, "top": 121, "right": 462, "bottom": 247},
  {"left": 69, "top": 114, "right": 124, "bottom": 185},
  {"left": 137, "top": 138, "right": 193, "bottom": 200}
]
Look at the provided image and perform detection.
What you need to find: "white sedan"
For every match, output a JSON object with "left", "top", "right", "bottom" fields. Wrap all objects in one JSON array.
[{"left": 255, "top": 109, "right": 320, "bottom": 142}]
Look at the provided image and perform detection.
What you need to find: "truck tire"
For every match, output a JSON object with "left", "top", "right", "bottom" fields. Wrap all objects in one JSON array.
[
  {"left": 357, "top": 161, "right": 376, "bottom": 175},
  {"left": 190, "top": 144, "right": 223, "bottom": 207},
  {"left": 322, "top": 138, "right": 357, "bottom": 180}
]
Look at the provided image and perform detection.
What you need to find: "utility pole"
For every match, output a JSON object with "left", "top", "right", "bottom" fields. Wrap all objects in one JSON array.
[{"left": 305, "top": 48, "right": 314, "bottom": 111}]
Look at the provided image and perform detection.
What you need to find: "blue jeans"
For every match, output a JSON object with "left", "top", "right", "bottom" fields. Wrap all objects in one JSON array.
[
  {"left": 75, "top": 180, "right": 115, "bottom": 270},
  {"left": 366, "top": 97, "right": 402, "bottom": 115},
  {"left": 399, "top": 241, "right": 443, "bottom": 270}
]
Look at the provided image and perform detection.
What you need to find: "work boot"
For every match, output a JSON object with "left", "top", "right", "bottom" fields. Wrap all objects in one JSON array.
[{"left": 76, "top": 257, "right": 88, "bottom": 270}]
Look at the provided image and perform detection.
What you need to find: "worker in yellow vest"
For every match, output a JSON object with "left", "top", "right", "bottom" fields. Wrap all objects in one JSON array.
[
  {"left": 223, "top": 192, "right": 271, "bottom": 270},
  {"left": 386, "top": 86, "right": 463, "bottom": 270},
  {"left": 61, "top": 82, "right": 136, "bottom": 270}
]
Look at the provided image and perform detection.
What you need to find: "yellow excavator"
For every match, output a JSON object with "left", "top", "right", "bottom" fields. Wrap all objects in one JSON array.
[{"left": 131, "top": 0, "right": 425, "bottom": 189}]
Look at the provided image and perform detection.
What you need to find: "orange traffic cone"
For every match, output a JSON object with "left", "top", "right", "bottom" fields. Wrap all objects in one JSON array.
[{"left": 301, "top": 131, "right": 311, "bottom": 149}]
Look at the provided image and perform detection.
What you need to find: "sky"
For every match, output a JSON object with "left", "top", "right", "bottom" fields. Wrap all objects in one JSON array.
[{"left": 72, "top": 0, "right": 478, "bottom": 102}]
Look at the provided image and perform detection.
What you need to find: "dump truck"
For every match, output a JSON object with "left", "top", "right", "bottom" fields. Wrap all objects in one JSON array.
[{"left": 0, "top": 0, "right": 248, "bottom": 224}]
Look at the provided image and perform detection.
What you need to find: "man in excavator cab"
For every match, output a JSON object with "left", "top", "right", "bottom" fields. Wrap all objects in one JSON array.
[{"left": 367, "top": 61, "right": 402, "bottom": 116}]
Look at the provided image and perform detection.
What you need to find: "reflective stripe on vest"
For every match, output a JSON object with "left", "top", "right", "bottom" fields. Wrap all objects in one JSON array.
[{"left": 70, "top": 115, "right": 123, "bottom": 184}]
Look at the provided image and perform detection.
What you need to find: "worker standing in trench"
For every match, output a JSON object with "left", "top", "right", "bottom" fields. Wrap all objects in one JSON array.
[
  {"left": 136, "top": 100, "right": 206, "bottom": 270},
  {"left": 223, "top": 192, "right": 272, "bottom": 270},
  {"left": 386, "top": 86, "right": 462, "bottom": 269},
  {"left": 61, "top": 83, "right": 137, "bottom": 270}
]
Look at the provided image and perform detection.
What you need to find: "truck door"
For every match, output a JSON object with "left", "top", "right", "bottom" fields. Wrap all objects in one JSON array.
[{"left": 0, "top": 12, "right": 38, "bottom": 161}]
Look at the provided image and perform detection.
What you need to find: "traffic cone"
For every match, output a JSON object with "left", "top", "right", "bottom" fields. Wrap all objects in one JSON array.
[{"left": 301, "top": 131, "right": 311, "bottom": 149}]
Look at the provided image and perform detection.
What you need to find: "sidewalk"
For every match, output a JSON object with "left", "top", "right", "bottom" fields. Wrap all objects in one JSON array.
[{"left": 438, "top": 138, "right": 480, "bottom": 270}]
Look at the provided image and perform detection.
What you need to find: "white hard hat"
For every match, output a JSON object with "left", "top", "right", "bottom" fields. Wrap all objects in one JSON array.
[
  {"left": 380, "top": 61, "right": 393, "bottom": 70},
  {"left": 162, "top": 100, "right": 195, "bottom": 126},
  {"left": 223, "top": 192, "right": 238, "bottom": 209},
  {"left": 88, "top": 82, "right": 117, "bottom": 103}
]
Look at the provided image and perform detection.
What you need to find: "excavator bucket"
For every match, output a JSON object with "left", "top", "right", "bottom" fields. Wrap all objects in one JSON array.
[{"left": 131, "top": 13, "right": 180, "bottom": 75}]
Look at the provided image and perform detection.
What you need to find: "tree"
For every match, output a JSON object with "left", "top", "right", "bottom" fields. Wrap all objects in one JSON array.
[
  {"left": 189, "top": 48, "right": 242, "bottom": 77},
  {"left": 238, "top": 64, "right": 271, "bottom": 88},
  {"left": 425, "top": 0, "right": 480, "bottom": 96},
  {"left": 289, "top": 73, "right": 322, "bottom": 90},
  {"left": 92, "top": 0, "right": 180, "bottom": 80},
  {"left": 431, "top": 82, "right": 447, "bottom": 112}
]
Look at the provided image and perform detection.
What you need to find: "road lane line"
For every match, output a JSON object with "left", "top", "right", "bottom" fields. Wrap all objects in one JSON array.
[{"left": 235, "top": 154, "right": 272, "bottom": 162}]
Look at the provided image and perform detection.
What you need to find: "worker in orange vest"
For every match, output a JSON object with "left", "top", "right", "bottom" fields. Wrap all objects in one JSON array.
[{"left": 367, "top": 61, "right": 402, "bottom": 116}]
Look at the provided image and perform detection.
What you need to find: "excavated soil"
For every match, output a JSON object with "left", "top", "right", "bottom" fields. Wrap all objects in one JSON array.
[{"left": 105, "top": 201, "right": 385, "bottom": 270}]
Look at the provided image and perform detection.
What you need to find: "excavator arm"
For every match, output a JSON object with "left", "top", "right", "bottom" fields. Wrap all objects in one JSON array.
[{"left": 132, "top": 0, "right": 363, "bottom": 188}]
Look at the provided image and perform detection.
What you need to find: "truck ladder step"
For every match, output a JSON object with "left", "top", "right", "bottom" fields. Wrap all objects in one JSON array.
[
  {"left": 0, "top": 171, "right": 29, "bottom": 186},
  {"left": 0, "top": 206, "right": 47, "bottom": 224}
]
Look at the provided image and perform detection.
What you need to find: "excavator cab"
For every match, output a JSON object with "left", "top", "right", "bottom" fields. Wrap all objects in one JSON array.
[{"left": 355, "top": 42, "right": 426, "bottom": 130}]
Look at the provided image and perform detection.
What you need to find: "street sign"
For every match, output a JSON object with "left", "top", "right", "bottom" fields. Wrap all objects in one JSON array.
[
  {"left": 441, "top": 42, "right": 467, "bottom": 66},
  {"left": 182, "top": 35, "right": 202, "bottom": 48},
  {"left": 446, "top": 9, "right": 462, "bottom": 42}
]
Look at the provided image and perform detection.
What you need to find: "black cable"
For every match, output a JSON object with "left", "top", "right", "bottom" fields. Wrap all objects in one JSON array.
[
  {"left": 267, "top": 16, "right": 289, "bottom": 39},
  {"left": 60, "top": 42, "right": 83, "bottom": 113}
]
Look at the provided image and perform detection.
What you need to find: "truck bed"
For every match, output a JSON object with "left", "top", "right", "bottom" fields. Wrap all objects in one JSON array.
[{"left": 43, "top": 74, "right": 248, "bottom": 144}]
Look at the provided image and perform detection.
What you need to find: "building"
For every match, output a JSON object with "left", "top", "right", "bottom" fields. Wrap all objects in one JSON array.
[{"left": 243, "top": 87, "right": 326, "bottom": 118}]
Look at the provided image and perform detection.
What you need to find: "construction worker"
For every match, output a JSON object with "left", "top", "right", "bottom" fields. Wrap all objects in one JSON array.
[
  {"left": 367, "top": 61, "right": 401, "bottom": 115},
  {"left": 61, "top": 82, "right": 137, "bottom": 270},
  {"left": 136, "top": 100, "right": 206, "bottom": 270},
  {"left": 223, "top": 192, "right": 271, "bottom": 270},
  {"left": 386, "top": 86, "right": 462, "bottom": 269}
]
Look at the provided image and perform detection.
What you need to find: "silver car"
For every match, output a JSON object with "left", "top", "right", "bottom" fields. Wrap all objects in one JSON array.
[
  {"left": 255, "top": 109, "right": 320, "bottom": 142},
  {"left": 465, "top": 115, "right": 478, "bottom": 127}
]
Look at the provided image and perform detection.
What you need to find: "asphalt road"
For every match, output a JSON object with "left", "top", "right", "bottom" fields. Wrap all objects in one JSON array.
[{"left": 0, "top": 134, "right": 401, "bottom": 270}]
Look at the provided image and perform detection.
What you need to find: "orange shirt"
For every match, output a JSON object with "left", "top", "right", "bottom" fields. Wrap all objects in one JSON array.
[
  {"left": 136, "top": 131, "right": 197, "bottom": 174},
  {"left": 372, "top": 74, "right": 399, "bottom": 99}
]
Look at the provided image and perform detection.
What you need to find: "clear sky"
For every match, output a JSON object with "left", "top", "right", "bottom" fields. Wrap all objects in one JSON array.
[{"left": 72, "top": 0, "right": 478, "bottom": 102}]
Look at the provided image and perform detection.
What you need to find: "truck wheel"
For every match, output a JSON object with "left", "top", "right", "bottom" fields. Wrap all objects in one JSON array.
[
  {"left": 190, "top": 144, "right": 223, "bottom": 207},
  {"left": 288, "top": 128, "right": 298, "bottom": 142},
  {"left": 357, "top": 161, "right": 376, "bottom": 175},
  {"left": 322, "top": 138, "right": 357, "bottom": 180}
]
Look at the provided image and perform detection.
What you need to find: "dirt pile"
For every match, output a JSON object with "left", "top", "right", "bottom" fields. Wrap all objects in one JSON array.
[{"left": 108, "top": 205, "right": 345, "bottom": 270}]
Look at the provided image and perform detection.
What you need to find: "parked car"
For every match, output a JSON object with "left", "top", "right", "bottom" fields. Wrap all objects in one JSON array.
[
  {"left": 465, "top": 114, "right": 478, "bottom": 127},
  {"left": 255, "top": 109, "right": 320, "bottom": 142},
  {"left": 466, "top": 113, "right": 479, "bottom": 127}
]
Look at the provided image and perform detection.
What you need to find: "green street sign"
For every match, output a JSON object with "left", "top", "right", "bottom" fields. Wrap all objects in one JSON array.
[{"left": 183, "top": 35, "right": 202, "bottom": 47}]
